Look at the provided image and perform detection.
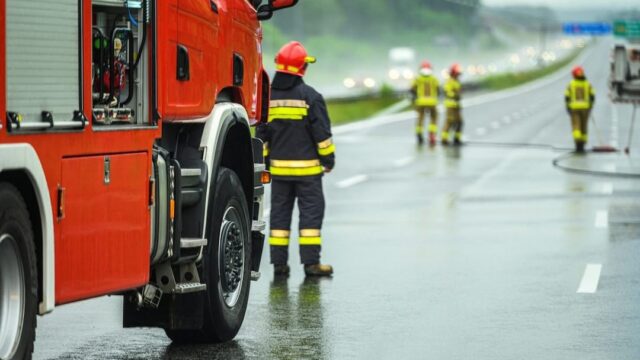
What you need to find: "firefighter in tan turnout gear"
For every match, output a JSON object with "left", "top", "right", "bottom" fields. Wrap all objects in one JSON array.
[
  {"left": 256, "top": 41, "right": 335, "bottom": 277},
  {"left": 565, "top": 66, "right": 595, "bottom": 153},
  {"left": 411, "top": 61, "right": 440, "bottom": 145},
  {"left": 442, "top": 64, "right": 463, "bottom": 145}
]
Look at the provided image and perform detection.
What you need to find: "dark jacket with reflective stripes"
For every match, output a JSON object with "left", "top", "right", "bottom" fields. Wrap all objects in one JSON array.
[{"left": 256, "top": 73, "right": 336, "bottom": 180}]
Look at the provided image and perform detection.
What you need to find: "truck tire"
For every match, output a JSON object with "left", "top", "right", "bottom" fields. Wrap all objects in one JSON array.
[
  {"left": 166, "top": 167, "right": 251, "bottom": 343},
  {"left": 0, "top": 183, "right": 38, "bottom": 360}
]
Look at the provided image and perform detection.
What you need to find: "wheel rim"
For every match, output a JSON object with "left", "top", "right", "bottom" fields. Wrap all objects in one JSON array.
[
  {"left": 0, "top": 234, "right": 25, "bottom": 360},
  {"left": 219, "top": 206, "right": 245, "bottom": 308}
]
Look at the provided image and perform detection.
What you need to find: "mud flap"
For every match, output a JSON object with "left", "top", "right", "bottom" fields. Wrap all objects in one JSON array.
[
  {"left": 251, "top": 231, "right": 265, "bottom": 273},
  {"left": 123, "top": 292, "right": 204, "bottom": 330}
]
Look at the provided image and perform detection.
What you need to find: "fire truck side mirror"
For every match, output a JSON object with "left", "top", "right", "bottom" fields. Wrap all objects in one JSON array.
[
  {"left": 257, "top": 0, "right": 298, "bottom": 21},
  {"left": 270, "top": 0, "right": 298, "bottom": 10},
  {"left": 257, "top": 5, "right": 273, "bottom": 21}
]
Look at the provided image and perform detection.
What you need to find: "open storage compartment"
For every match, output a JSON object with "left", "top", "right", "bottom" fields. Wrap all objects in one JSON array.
[{"left": 91, "top": 0, "right": 151, "bottom": 127}]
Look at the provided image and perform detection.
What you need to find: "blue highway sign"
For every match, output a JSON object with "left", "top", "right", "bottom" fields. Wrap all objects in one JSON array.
[{"left": 563, "top": 22, "right": 612, "bottom": 36}]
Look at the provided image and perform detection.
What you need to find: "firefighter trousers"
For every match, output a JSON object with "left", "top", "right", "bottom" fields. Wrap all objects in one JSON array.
[
  {"left": 442, "top": 107, "right": 463, "bottom": 141},
  {"left": 416, "top": 106, "right": 438, "bottom": 135},
  {"left": 269, "top": 177, "right": 325, "bottom": 265},
  {"left": 570, "top": 109, "right": 590, "bottom": 145}
]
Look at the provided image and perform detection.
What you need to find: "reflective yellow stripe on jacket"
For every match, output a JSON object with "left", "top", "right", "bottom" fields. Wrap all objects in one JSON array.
[
  {"left": 317, "top": 137, "right": 336, "bottom": 156},
  {"left": 269, "top": 159, "right": 324, "bottom": 177},
  {"left": 414, "top": 75, "right": 439, "bottom": 107},
  {"left": 565, "top": 80, "right": 594, "bottom": 110},
  {"left": 444, "top": 79, "right": 461, "bottom": 108},
  {"left": 268, "top": 99, "right": 309, "bottom": 122}
]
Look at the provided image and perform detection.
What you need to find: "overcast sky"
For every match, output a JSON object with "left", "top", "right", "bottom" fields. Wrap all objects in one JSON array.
[{"left": 483, "top": 0, "right": 638, "bottom": 8}]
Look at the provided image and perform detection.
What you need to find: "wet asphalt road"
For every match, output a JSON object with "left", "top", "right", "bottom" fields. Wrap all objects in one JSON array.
[{"left": 34, "top": 39, "right": 640, "bottom": 359}]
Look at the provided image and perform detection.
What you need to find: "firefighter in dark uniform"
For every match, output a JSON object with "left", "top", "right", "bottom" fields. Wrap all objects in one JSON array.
[{"left": 256, "top": 41, "right": 335, "bottom": 277}]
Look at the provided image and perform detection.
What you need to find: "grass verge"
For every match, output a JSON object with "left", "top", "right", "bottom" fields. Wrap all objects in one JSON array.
[{"left": 326, "top": 95, "right": 400, "bottom": 126}]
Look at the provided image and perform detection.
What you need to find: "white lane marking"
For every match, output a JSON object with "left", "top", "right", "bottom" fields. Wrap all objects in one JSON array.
[
  {"left": 475, "top": 127, "right": 487, "bottom": 136},
  {"left": 332, "top": 46, "right": 595, "bottom": 135},
  {"left": 503, "top": 116, "right": 512, "bottom": 124},
  {"left": 335, "top": 174, "right": 369, "bottom": 189},
  {"left": 263, "top": 207, "right": 271, "bottom": 218},
  {"left": 491, "top": 121, "right": 501, "bottom": 129},
  {"left": 394, "top": 156, "right": 415, "bottom": 167},
  {"left": 577, "top": 264, "right": 603, "bottom": 294},
  {"left": 611, "top": 104, "right": 620, "bottom": 146},
  {"left": 601, "top": 183, "right": 613, "bottom": 195},
  {"left": 595, "top": 211, "right": 608, "bottom": 228}
]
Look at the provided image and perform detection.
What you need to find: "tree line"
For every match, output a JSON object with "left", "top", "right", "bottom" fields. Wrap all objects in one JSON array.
[{"left": 270, "top": 0, "right": 482, "bottom": 42}]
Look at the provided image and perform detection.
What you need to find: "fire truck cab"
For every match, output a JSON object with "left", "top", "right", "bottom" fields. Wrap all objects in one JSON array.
[{"left": 0, "top": 0, "right": 297, "bottom": 358}]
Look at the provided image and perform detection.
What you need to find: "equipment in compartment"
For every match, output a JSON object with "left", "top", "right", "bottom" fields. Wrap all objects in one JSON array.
[{"left": 92, "top": 1, "right": 148, "bottom": 125}]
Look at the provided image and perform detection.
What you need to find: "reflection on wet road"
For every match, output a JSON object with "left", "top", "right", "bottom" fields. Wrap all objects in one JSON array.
[{"left": 267, "top": 277, "right": 327, "bottom": 359}]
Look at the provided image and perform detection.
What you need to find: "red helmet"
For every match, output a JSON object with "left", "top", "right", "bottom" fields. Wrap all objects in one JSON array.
[
  {"left": 572, "top": 66, "right": 584, "bottom": 78},
  {"left": 450, "top": 63, "right": 462, "bottom": 77},
  {"left": 419, "top": 61, "right": 433, "bottom": 75},
  {"left": 275, "top": 41, "right": 316, "bottom": 77}
]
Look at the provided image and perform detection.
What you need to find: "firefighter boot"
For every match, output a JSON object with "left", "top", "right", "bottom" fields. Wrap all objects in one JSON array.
[
  {"left": 274, "top": 264, "right": 290, "bottom": 276},
  {"left": 417, "top": 133, "right": 424, "bottom": 145},
  {"left": 441, "top": 131, "right": 450, "bottom": 146},
  {"left": 304, "top": 264, "right": 334, "bottom": 277},
  {"left": 428, "top": 124, "right": 438, "bottom": 146},
  {"left": 575, "top": 142, "right": 585, "bottom": 153},
  {"left": 429, "top": 133, "right": 437, "bottom": 146}
]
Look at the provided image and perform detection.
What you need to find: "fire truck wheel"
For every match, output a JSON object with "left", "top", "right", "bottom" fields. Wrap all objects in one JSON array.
[
  {"left": 0, "top": 183, "right": 38, "bottom": 360},
  {"left": 167, "top": 167, "right": 251, "bottom": 343}
]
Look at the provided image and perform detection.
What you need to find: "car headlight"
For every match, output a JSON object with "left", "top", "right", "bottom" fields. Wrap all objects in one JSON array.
[
  {"left": 343, "top": 78, "right": 356, "bottom": 88},
  {"left": 363, "top": 78, "right": 376, "bottom": 88}
]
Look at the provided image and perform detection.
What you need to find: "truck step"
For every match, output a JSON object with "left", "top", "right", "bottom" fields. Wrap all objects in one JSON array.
[
  {"left": 180, "top": 167, "right": 202, "bottom": 188},
  {"left": 180, "top": 237, "right": 207, "bottom": 249},
  {"left": 252, "top": 220, "right": 266, "bottom": 232},
  {"left": 181, "top": 187, "right": 203, "bottom": 207},
  {"left": 174, "top": 282, "right": 207, "bottom": 294}
]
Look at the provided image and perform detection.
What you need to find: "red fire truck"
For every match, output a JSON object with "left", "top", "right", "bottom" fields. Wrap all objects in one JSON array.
[{"left": 0, "top": 0, "right": 297, "bottom": 358}]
